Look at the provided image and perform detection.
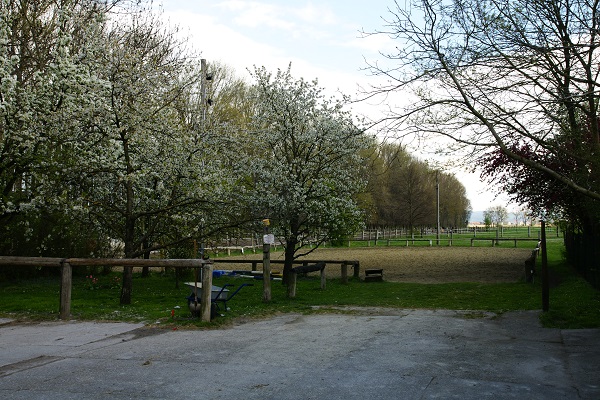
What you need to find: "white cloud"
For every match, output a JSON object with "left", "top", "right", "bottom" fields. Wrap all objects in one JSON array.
[
  {"left": 215, "top": 1, "right": 339, "bottom": 33},
  {"left": 166, "top": 10, "right": 283, "bottom": 68},
  {"left": 220, "top": 1, "right": 291, "bottom": 30},
  {"left": 216, "top": 1, "right": 352, "bottom": 41},
  {"left": 164, "top": 7, "right": 367, "bottom": 93},
  {"left": 294, "top": 3, "right": 338, "bottom": 26}
]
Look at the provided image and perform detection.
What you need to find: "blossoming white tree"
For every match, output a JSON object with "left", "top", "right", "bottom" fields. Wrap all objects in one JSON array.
[
  {"left": 0, "top": 0, "right": 120, "bottom": 254},
  {"left": 247, "top": 65, "right": 372, "bottom": 288},
  {"left": 67, "top": 9, "right": 244, "bottom": 304},
  {"left": 0, "top": 1, "right": 253, "bottom": 301}
]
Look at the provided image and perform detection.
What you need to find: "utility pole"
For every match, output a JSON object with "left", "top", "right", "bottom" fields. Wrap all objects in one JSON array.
[
  {"left": 196, "top": 59, "right": 209, "bottom": 271},
  {"left": 198, "top": 59, "right": 211, "bottom": 263},
  {"left": 201, "top": 59, "right": 208, "bottom": 121}
]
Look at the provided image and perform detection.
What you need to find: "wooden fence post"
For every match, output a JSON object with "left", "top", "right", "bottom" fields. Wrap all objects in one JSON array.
[
  {"left": 320, "top": 267, "right": 326, "bottom": 290},
  {"left": 200, "top": 262, "right": 213, "bottom": 322},
  {"left": 59, "top": 259, "right": 72, "bottom": 320}
]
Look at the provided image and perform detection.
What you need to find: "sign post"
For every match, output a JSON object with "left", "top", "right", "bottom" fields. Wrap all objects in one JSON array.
[{"left": 262, "top": 219, "right": 272, "bottom": 302}]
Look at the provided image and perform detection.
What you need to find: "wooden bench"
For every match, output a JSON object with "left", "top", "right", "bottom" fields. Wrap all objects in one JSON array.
[
  {"left": 364, "top": 268, "right": 383, "bottom": 282},
  {"left": 293, "top": 261, "right": 326, "bottom": 276},
  {"left": 288, "top": 262, "right": 326, "bottom": 298}
]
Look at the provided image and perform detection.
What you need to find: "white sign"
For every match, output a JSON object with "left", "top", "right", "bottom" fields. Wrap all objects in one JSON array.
[{"left": 263, "top": 234, "right": 275, "bottom": 245}]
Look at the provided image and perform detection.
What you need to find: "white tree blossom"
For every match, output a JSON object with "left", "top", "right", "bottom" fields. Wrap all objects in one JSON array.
[
  {"left": 246, "top": 65, "right": 372, "bottom": 285},
  {"left": 0, "top": 0, "right": 115, "bottom": 253}
]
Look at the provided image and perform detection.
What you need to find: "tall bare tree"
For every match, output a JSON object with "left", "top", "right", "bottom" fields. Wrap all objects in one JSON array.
[
  {"left": 484, "top": 205, "right": 509, "bottom": 227},
  {"left": 363, "top": 0, "right": 600, "bottom": 208}
]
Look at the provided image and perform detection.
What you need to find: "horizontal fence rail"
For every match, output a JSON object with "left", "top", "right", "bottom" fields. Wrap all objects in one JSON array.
[
  {"left": 0, "top": 256, "right": 213, "bottom": 321},
  {"left": 470, "top": 238, "right": 541, "bottom": 247}
]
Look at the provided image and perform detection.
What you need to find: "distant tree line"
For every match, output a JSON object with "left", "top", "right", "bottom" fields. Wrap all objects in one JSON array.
[{"left": 364, "top": 143, "right": 471, "bottom": 231}]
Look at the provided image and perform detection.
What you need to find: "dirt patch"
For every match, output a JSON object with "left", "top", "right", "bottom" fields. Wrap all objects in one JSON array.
[{"left": 217, "top": 246, "right": 533, "bottom": 284}]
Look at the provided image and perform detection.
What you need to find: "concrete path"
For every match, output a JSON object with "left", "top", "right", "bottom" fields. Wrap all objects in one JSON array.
[{"left": 0, "top": 309, "right": 598, "bottom": 399}]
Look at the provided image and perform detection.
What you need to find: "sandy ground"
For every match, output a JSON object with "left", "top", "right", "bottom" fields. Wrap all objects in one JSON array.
[{"left": 217, "top": 246, "right": 533, "bottom": 283}]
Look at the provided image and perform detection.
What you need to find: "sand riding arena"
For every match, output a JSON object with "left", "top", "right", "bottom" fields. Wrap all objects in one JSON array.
[{"left": 222, "top": 246, "right": 534, "bottom": 284}]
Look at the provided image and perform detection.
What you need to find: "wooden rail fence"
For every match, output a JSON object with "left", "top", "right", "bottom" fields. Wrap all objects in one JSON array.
[
  {"left": 0, "top": 256, "right": 213, "bottom": 321},
  {"left": 470, "top": 238, "right": 541, "bottom": 247}
]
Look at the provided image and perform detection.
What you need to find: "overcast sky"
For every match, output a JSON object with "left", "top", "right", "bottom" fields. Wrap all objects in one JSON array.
[{"left": 159, "top": 0, "right": 513, "bottom": 214}]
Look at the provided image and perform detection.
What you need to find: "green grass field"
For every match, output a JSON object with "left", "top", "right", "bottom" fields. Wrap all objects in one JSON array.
[{"left": 0, "top": 238, "right": 598, "bottom": 329}]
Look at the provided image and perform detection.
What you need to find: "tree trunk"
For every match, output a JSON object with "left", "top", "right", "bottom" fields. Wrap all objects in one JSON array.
[
  {"left": 120, "top": 265, "right": 133, "bottom": 305},
  {"left": 120, "top": 176, "right": 136, "bottom": 305},
  {"left": 141, "top": 214, "right": 152, "bottom": 277},
  {"left": 141, "top": 238, "right": 150, "bottom": 278},
  {"left": 282, "top": 238, "right": 297, "bottom": 289}
]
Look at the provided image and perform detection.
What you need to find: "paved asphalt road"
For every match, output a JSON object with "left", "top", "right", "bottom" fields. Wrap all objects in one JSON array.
[{"left": 0, "top": 308, "right": 599, "bottom": 399}]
